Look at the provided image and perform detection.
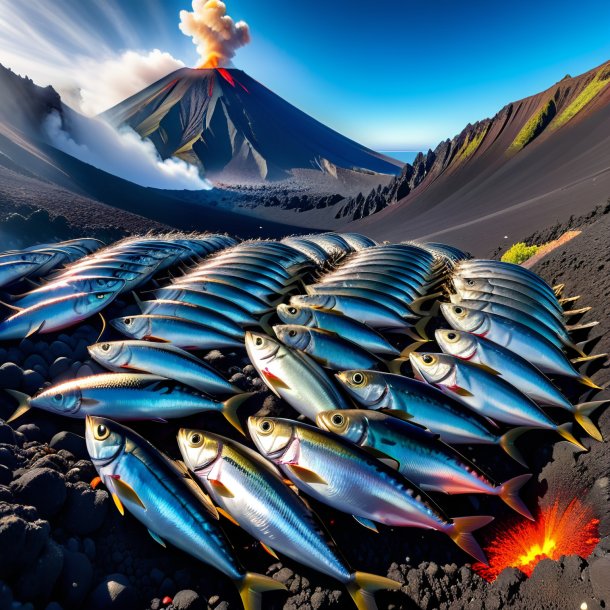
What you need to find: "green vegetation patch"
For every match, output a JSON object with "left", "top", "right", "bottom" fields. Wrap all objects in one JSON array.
[
  {"left": 553, "top": 67, "right": 610, "bottom": 129},
  {"left": 509, "top": 98, "right": 556, "bottom": 153},
  {"left": 457, "top": 125, "right": 489, "bottom": 161},
  {"left": 501, "top": 242, "right": 541, "bottom": 264}
]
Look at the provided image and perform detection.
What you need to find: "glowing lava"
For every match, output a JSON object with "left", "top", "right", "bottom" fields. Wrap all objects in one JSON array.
[
  {"left": 199, "top": 51, "right": 223, "bottom": 69},
  {"left": 473, "top": 498, "right": 599, "bottom": 581}
]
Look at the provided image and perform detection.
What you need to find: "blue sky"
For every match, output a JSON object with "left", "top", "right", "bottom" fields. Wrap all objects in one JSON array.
[{"left": 1, "top": 0, "right": 609, "bottom": 151}]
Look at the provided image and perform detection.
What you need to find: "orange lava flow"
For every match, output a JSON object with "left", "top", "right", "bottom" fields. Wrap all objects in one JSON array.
[
  {"left": 473, "top": 498, "right": 599, "bottom": 581},
  {"left": 198, "top": 52, "right": 223, "bottom": 69},
  {"left": 216, "top": 68, "right": 236, "bottom": 87}
]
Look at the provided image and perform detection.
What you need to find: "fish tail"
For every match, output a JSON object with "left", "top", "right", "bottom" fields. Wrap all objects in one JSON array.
[
  {"left": 564, "top": 306, "right": 592, "bottom": 317},
  {"left": 498, "top": 426, "right": 530, "bottom": 467},
  {"left": 498, "top": 474, "right": 534, "bottom": 520},
  {"left": 222, "top": 392, "right": 254, "bottom": 435},
  {"left": 566, "top": 321, "right": 600, "bottom": 333},
  {"left": 577, "top": 372, "right": 604, "bottom": 390},
  {"left": 559, "top": 295, "right": 580, "bottom": 307},
  {"left": 447, "top": 516, "right": 493, "bottom": 564},
  {"left": 346, "top": 572, "right": 402, "bottom": 610},
  {"left": 556, "top": 422, "right": 588, "bottom": 452},
  {"left": 257, "top": 311, "right": 275, "bottom": 335},
  {"left": 408, "top": 291, "right": 443, "bottom": 316},
  {"left": 574, "top": 400, "right": 609, "bottom": 441},
  {"left": 237, "top": 572, "right": 286, "bottom": 610},
  {"left": 4, "top": 389, "right": 31, "bottom": 423},
  {"left": 553, "top": 284, "right": 565, "bottom": 297}
]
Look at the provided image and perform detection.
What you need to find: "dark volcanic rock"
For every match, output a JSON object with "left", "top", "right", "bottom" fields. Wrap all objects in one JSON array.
[
  {"left": 57, "top": 550, "right": 93, "bottom": 608},
  {"left": 87, "top": 573, "right": 138, "bottom": 610},
  {"left": 14, "top": 539, "right": 64, "bottom": 603},
  {"left": 11, "top": 467, "right": 67, "bottom": 518},
  {"left": 0, "top": 511, "right": 49, "bottom": 574},
  {"left": 50, "top": 432, "right": 88, "bottom": 460},
  {"left": 173, "top": 589, "right": 205, "bottom": 610},
  {"left": 61, "top": 483, "right": 109, "bottom": 535}
]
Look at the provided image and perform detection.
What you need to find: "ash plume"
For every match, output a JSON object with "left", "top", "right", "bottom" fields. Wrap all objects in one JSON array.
[{"left": 179, "top": 0, "right": 250, "bottom": 69}]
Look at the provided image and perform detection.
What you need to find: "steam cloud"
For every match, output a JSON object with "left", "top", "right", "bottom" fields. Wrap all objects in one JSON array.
[
  {"left": 44, "top": 110, "right": 211, "bottom": 191},
  {"left": 179, "top": 0, "right": 251, "bottom": 68}
]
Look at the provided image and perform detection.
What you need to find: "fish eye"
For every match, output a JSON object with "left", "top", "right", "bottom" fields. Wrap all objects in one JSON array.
[
  {"left": 453, "top": 307, "right": 463, "bottom": 315},
  {"left": 331, "top": 413, "right": 344, "bottom": 426},
  {"left": 96, "top": 293, "right": 106, "bottom": 299},
  {"left": 94, "top": 424, "right": 110, "bottom": 441},
  {"left": 189, "top": 433, "right": 203, "bottom": 447},
  {"left": 288, "top": 330, "right": 297, "bottom": 338},
  {"left": 352, "top": 372, "right": 365, "bottom": 385},
  {"left": 287, "top": 307, "right": 297, "bottom": 315},
  {"left": 422, "top": 354, "right": 435, "bottom": 365},
  {"left": 124, "top": 318, "right": 133, "bottom": 326},
  {"left": 53, "top": 393, "right": 63, "bottom": 402},
  {"left": 447, "top": 332, "right": 457, "bottom": 341},
  {"left": 255, "top": 336, "right": 264, "bottom": 347},
  {"left": 259, "top": 419, "right": 274, "bottom": 434},
  {"left": 467, "top": 279, "right": 475, "bottom": 286},
  {"left": 101, "top": 343, "right": 111, "bottom": 352}
]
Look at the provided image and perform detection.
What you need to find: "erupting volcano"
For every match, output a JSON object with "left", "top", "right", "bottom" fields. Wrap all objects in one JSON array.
[
  {"left": 102, "top": 67, "right": 403, "bottom": 182},
  {"left": 473, "top": 497, "right": 600, "bottom": 581}
]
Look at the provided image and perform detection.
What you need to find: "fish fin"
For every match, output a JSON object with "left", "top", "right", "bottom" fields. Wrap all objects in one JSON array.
[
  {"left": 217, "top": 506, "right": 240, "bottom": 526},
  {"left": 286, "top": 464, "right": 327, "bottom": 485},
  {"left": 260, "top": 543, "right": 279, "bottom": 559},
  {"left": 222, "top": 392, "right": 254, "bottom": 435},
  {"left": 408, "top": 292, "right": 443, "bottom": 316},
  {"left": 209, "top": 479, "right": 235, "bottom": 498},
  {"left": 143, "top": 335, "right": 172, "bottom": 343},
  {"left": 112, "top": 477, "right": 147, "bottom": 510},
  {"left": 174, "top": 460, "right": 220, "bottom": 519},
  {"left": 553, "top": 284, "right": 565, "bottom": 297},
  {"left": 132, "top": 291, "right": 144, "bottom": 312},
  {"left": 148, "top": 529, "right": 166, "bottom": 548},
  {"left": 387, "top": 357, "right": 407, "bottom": 375},
  {"left": 399, "top": 340, "right": 431, "bottom": 359},
  {"left": 378, "top": 457, "right": 400, "bottom": 470},
  {"left": 498, "top": 427, "right": 530, "bottom": 467},
  {"left": 378, "top": 408, "right": 414, "bottom": 422},
  {"left": 556, "top": 423, "right": 588, "bottom": 452},
  {"left": 483, "top": 416, "right": 500, "bottom": 429},
  {"left": 95, "top": 312, "right": 107, "bottom": 344},
  {"left": 25, "top": 321, "right": 45, "bottom": 338},
  {"left": 449, "top": 386, "right": 474, "bottom": 398},
  {"left": 260, "top": 368, "right": 291, "bottom": 392},
  {"left": 578, "top": 373, "right": 603, "bottom": 390},
  {"left": 420, "top": 483, "right": 449, "bottom": 494},
  {"left": 353, "top": 515, "right": 379, "bottom": 533},
  {"left": 574, "top": 400, "right": 608, "bottom": 441},
  {"left": 447, "top": 516, "right": 493, "bottom": 564},
  {"left": 469, "top": 362, "right": 501, "bottom": 376},
  {"left": 237, "top": 572, "right": 287, "bottom": 610},
  {"left": 498, "top": 474, "right": 533, "bottom": 520},
  {"left": 4, "top": 389, "right": 31, "bottom": 423},
  {"left": 559, "top": 295, "right": 580, "bottom": 306},
  {"left": 566, "top": 321, "right": 599, "bottom": 332},
  {"left": 80, "top": 397, "right": 101, "bottom": 407},
  {"left": 258, "top": 312, "right": 275, "bottom": 335},
  {"left": 346, "top": 572, "right": 402, "bottom": 610},
  {"left": 90, "top": 476, "right": 102, "bottom": 489},
  {"left": 0, "top": 299, "right": 22, "bottom": 312},
  {"left": 111, "top": 493, "right": 125, "bottom": 516},
  {"left": 571, "top": 353, "right": 606, "bottom": 365},
  {"left": 564, "top": 306, "right": 592, "bottom": 317}
]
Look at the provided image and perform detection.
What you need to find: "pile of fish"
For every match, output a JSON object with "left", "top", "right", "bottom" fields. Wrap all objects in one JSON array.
[{"left": 0, "top": 232, "right": 607, "bottom": 610}]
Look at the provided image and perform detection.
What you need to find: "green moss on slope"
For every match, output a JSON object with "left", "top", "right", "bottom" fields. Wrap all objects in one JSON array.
[{"left": 509, "top": 98, "right": 556, "bottom": 153}]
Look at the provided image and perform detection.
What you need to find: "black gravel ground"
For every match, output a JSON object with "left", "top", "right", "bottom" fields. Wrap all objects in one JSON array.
[{"left": 0, "top": 223, "right": 609, "bottom": 610}]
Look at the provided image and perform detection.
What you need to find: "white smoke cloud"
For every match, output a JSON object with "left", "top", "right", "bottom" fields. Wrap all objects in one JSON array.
[
  {"left": 44, "top": 110, "right": 211, "bottom": 191},
  {"left": 179, "top": 0, "right": 250, "bottom": 68}
]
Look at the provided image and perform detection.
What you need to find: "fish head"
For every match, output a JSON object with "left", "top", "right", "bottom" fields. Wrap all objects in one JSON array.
[
  {"left": 276, "top": 303, "right": 313, "bottom": 325},
  {"left": 335, "top": 370, "right": 386, "bottom": 406},
  {"left": 85, "top": 416, "right": 126, "bottom": 467},
  {"left": 31, "top": 383, "right": 82, "bottom": 416},
  {"left": 74, "top": 291, "right": 115, "bottom": 315},
  {"left": 248, "top": 417, "right": 294, "bottom": 462},
  {"left": 435, "top": 329, "right": 478, "bottom": 359},
  {"left": 452, "top": 275, "right": 490, "bottom": 293},
  {"left": 440, "top": 303, "right": 485, "bottom": 333},
  {"left": 273, "top": 324, "right": 311, "bottom": 351},
  {"left": 316, "top": 409, "right": 367, "bottom": 445},
  {"left": 245, "top": 331, "right": 282, "bottom": 363},
  {"left": 88, "top": 341, "right": 128, "bottom": 368},
  {"left": 110, "top": 315, "right": 151, "bottom": 339},
  {"left": 290, "top": 294, "right": 334, "bottom": 311},
  {"left": 177, "top": 428, "right": 221, "bottom": 473},
  {"left": 78, "top": 277, "right": 125, "bottom": 294},
  {"left": 409, "top": 352, "right": 454, "bottom": 385}
]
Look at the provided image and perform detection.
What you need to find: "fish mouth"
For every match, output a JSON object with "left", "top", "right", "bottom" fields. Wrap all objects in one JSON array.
[
  {"left": 85, "top": 415, "right": 123, "bottom": 467},
  {"left": 265, "top": 431, "right": 297, "bottom": 461}
]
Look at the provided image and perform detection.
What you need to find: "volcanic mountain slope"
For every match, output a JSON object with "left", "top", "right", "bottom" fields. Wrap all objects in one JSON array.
[
  {"left": 103, "top": 67, "right": 403, "bottom": 183},
  {"left": 340, "top": 61, "right": 610, "bottom": 255},
  {"left": 0, "top": 64, "right": 300, "bottom": 240}
]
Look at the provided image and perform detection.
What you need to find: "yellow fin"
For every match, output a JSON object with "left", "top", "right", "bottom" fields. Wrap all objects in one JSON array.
[
  {"left": 112, "top": 477, "right": 146, "bottom": 511},
  {"left": 222, "top": 392, "right": 254, "bottom": 436},
  {"left": 217, "top": 506, "right": 240, "bottom": 526},
  {"left": 5, "top": 389, "right": 31, "bottom": 423},
  {"left": 174, "top": 460, "right": 220, "bottom": 520},
  {"left": 210, "top": 478, "right": 235, "bottom": 498},
  {"left": 470, "top": 362, "right": 501, "bottom": 376},
  {"left": 260, "top": 543, "right": 279, "bottom": 559},
  {"left": 450, "top": 386, "right": 474, "bottom": 397},
  {"left": 346, "top": 571, "right": 402, "bottom": 610},
  {"left": 111, "top": 492, "right": 125, "bottom": 516},
  {"left": 237, "top": 572, "right": 287, "bottom": 610},
  {"left": 286, "top": 464, "right": 327, "bottom": 485}
]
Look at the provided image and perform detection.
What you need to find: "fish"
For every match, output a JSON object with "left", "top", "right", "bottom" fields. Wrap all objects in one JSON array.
[
  {"left": 409, "top": 352, "right": 587, "bottom": 451},
  {"left": 273, "top": 324, "right": 387, "bottom": 371},
  {"left": 335, "top": 369, "right": 528, "bottom": 465},
  {"left": 440, "top": 303, "right": 601, "bottom": 387},
  {"left": 110, "top": 315, "right": 244, "bottom": 350},
  {"left": 435, "top": 329, "right": 608, "bottom": 441},
  {"left": 244, "top": 331, "right": 350, "bottom": 421},
  {"left": 85, "top": 416, "right": 285, "bottom": 610},
  {"left": 0, "top": 260, "right": 44, "bottom": 288},
  {"left": 290, "top": 294, "right": 414, "bottom": 329},
  {"left": 177, "top": 428, "right": 400, "bottom": 610},
  {"left": 316, "top": 409, "right": 533, "bottom": 519},
  {"left": 0, "top": 292, "right": 116, "bottom": 340},
  {"left": 248, "top": 417, "right": 492, "bottom": 564},
  {"left": 276, "top": 303, "right": 400, "bottom": 356},
  {"left": 7, "top": 373, "right": 251, "bottom": 432},
  {"left": 88, "top": 340, "right": 240, "bottom": 395}
]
